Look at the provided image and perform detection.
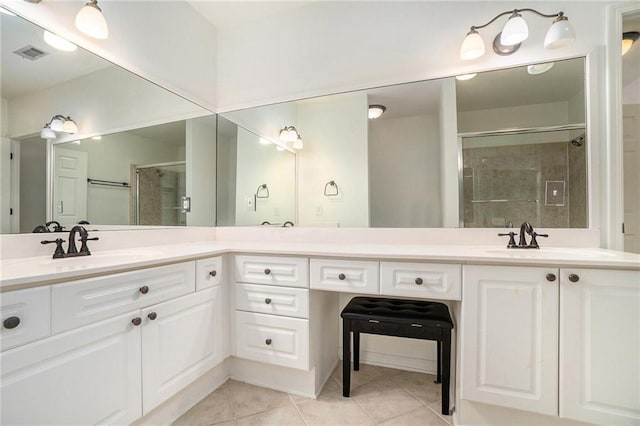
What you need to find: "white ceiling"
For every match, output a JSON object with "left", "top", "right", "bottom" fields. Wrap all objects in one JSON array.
[
  {"left": 187, "top": 1, "right": 314, "bottom": 30},
  {"left": 1, "top": 13, "right": 109, "bottom": 100}
]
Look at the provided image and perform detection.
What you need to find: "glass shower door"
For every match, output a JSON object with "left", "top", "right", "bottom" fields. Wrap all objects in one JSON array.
[{"left": 135, "top": 162, "right": 186, "bottom": 226}]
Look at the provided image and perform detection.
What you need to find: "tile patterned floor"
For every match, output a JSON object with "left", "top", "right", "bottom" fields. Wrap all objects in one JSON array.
[{"left": 173, "top": 364, "right": 452, "bottom": 426}]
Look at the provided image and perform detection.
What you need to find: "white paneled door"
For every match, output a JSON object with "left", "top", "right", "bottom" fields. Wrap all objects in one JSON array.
[
  {"left": 53, "top": 147, "right": 88, "bottom": 226},
  {"left": 461, "top": 265, "right": 559, "bottom": 416},
  {"left": 560, "top": 268, "right": 640, "bottom": 425}
]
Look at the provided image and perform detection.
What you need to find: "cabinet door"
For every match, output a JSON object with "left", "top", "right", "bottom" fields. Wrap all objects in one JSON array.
[
  {"left": 560, "top": 268, "right": 640, "bottom": 425},
  {"left": 1, "top": 311, "right": 142, "bottom": 425},
  {"left": 141, "top": 286, "right": 224, "bottom": 414},
  {"left": 461, "top": 265, "right": 559, "bottom": 416}
]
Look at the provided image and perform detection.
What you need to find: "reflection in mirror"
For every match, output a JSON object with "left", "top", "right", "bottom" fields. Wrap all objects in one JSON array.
[
  {"left": 457, "top": 58, "right": 587, "bottom": 228},
  {"left": 1, "top": 11, "right": 214, "bottom": 234},
  {"left": 218, "top": 57, "right": 587, "bottom": 229},
  {"left": 216, "top": 116, "right": 296, "bottom": 226}
]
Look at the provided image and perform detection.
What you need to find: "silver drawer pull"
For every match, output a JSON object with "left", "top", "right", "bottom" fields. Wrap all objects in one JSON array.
[{"left": 368, "top": 319, "right": 379, "bottom": 323}]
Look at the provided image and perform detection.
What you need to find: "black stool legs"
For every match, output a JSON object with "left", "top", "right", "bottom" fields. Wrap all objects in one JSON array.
[
  {"left": 342, "top": 319, "right": 351, "bottom": 397},
  {"left": 441, "top": 332, "right": 451, "bottom": 415},
  {"left": 435, "top": 340, "right": 442, "bottom": 384}
]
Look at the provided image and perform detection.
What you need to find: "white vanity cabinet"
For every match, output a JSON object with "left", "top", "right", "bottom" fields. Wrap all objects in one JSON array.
[
  {"left": 461, "top": 265, "right": 640, "bottom": 424},
  {"left": 310, "top": 258, "right": 379, "bottom": 293},
  {"left": 560, "top": 268, "right": 640, "bottom": 425},
  {"left": 460, "top": 265, "right": 560, "bottom": 416},
  {"left": 1, "top": 311, "right": 143, "bottom": 425},
  {"left": 0, "top": 285, "right": 51, "bottom": 351},
  {"left": 0, "top": 257, "right": 227, "bottom": 424}
]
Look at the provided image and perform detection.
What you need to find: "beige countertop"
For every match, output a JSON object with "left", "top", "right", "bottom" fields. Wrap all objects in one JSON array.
[{"left": 1, "top": 241, "right": 639, "bottom": 291}]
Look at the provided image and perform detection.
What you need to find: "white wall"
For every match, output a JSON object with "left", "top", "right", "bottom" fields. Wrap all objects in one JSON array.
[
  {"left": 0, "top": 0, "right": 218, "bottom": 111},
  {"left": 61, "top": 133, "right": 184, "bottom": 226},
  {"left": 216, "top": 1, "right": 613, "bottom": 112},
  {"left": 8, "top": 66, "right": 205, "bottom": 140},
  {"left": 297, "top": 93, "right": 369, "bottom": 227},
  {"left": 439, "top": 78, "right": 460, "bottom": 228},
  {"left": 623, "top": 78, "right": 640, "bottom": 105},
  {"left": 223, "top": 102, "right": 297, "bottom": 144},
  {"left": 457, "top": 101, "right": 572, "bottom": 133},
  {"left": 234, "top": 127, "right": 296, "bottom": 225},
  {"left": 369, "top": 114, "right": 441, "bottom": 227},
  {"left": 186, "top": 115, "right": 217, "bottom": 227}
]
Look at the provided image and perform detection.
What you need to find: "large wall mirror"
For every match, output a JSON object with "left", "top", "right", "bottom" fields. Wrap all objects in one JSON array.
[
  {"left": 1, "top": 11, "right": 216, "bottom": 234},
  {"left": 218, "top": 57, "right": 587, "bottom": 229}
]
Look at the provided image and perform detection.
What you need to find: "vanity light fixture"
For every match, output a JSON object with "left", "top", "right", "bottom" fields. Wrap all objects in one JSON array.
[
  {"left": 622, "top": 32, "right": 640, "bottom": 56},
  {"left": 75, "top": 0, "right": 108, "bottom": 40},
  {"left": 527, "top": 62, "right": 554, "bottom": 75},
  {"left": 368, "top": 105, "right": 386, "bottom": 119},
  {"left": 460, "top": 8, "right": 575, "bottom": 60},
  {"left": 44, "top": 31, "right": 77, "bottom": 52},
  {"left": 456, "top": 73, "right": 477, "bottom": 81},
  {"left": 279, "top": 125, "right": 304, "bottom": 149},
  {"left": 40, "top": 115, "right": 78, "bottom": 139}
]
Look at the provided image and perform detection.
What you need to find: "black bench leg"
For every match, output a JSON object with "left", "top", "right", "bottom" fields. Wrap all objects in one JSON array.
[
  {"left": 342, "top": 321, "right": 351, "bottom": 397},
  {"left": 435, "top": 340, "right": 442, "bottom": 384},
  {"left": 441, "top": 332, "right": 451, "bottom": 416},
  {"left": 353, "top": 332, "right": 360, "bottom": 371}
]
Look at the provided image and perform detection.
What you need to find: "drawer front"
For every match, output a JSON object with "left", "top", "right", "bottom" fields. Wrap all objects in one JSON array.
[
  {"left": 196, "top": 257, "right": 222, "bottom": 290},
  {"left": 380, "top": 262, "right": 462, "bottom": 300},
  {"left": 52, "top": 262, "right": 195, "bottom": 334},
  {"left": 310, "top": 259, "right": 379, "bottom": 294},
  {"left": 235, "top": 311, "right": 309, "bottom": 370},
  {"left": 0, "top": 286, "right": 51, "bottom": 352},
  {"left": 235, "top": 284, "right": 309, "bottom": 319},
  {"left": 235, "top": 255, "right": 308, "bottom": 288}
]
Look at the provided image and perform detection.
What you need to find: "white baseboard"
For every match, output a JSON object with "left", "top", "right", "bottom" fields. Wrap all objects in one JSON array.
[{"left": 339, "top": 348, "right": 438, "bottom": 375}]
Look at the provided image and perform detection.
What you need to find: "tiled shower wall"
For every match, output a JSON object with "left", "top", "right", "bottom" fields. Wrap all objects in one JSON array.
[{"left": 463, "top": 141, "right": 587, "bottom": 228}]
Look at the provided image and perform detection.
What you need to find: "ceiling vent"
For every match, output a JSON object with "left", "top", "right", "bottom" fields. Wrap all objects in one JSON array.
[{"left": 13, "top": 45, "right": 48, "bottom": 61}]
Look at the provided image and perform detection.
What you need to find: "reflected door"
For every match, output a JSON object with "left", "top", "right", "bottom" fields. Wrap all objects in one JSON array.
[{"left": 53, "top": 147, "right": 88, "bottom": 226}]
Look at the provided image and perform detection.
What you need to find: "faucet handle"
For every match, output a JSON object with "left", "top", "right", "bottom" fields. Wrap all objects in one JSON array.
[
  {"left": 498, "top": 232, "right": 518, "bottom": 248},
  {"left": 41, "top": 238, "right": 66, "bottom": 258},
  {"left": 528, "top": 232, "right": 548, "bottom": 249}
]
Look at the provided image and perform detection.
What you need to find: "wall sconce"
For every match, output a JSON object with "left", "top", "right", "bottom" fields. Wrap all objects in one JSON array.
[
  {"left": 40, "top": 115, "right": 78, "bottom": 139},
  {"left": 460, "top": 8, "right": 575, "bottom": 60},
  {"left": 368, "top": 105, "right": 386, "bottom": 119},
  {"left": 622, "top": 32, "right": 640, "bottom": 56},
  {"left": 75, "top": 0, "right": 108, "bottom": 39},
  {"left": 279, "top": 126, "right": 304, "bottom": 150}
]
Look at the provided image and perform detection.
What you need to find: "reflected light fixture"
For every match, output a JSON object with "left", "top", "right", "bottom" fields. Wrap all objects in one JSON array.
[
  {"left": 44, "top": 31, "right": 77, "bottom": 52},
  {"left": 622, "top": 32, "right": 640, "bottom": 56},
  {"left": 75, "top": 0, "right": 108, "bottom": 40},
  {"left": 40, "top": 115, "right": 78, "bottom": 139},
  {"left": 527, "top": 62, "right": 554, "bottom": 75},
  {"left": 456, "top": 73, "right": 477, "bottom": 81},
  {"left": 460, "top": 8, "right": 575, "bottom": 60},
  {"left": 368, "top": 104, "right": 386, "bottom": 119},
  {"left": 279, "top": 125, "right": 304, "bottom": 149}
]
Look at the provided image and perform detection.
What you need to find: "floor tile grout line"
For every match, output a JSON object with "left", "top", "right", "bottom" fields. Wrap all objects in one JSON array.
[
  {"left": 288, "top": 393, "right": 309, "bottom": 426},
  {"left": 351, "top": 396, "right": 379, "bottom": 425}
]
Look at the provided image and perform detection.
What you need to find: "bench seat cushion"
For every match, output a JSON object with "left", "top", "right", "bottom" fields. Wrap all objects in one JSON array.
[{"left": 341, "top": 297, "right": 453, "bottom": 329}]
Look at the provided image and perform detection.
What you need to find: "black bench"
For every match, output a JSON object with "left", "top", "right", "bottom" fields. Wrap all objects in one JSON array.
[{"left": 340, "top": 297, "right": 453, "bottom": 415}]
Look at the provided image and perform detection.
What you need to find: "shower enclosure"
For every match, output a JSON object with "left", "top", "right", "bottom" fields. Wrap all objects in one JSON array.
[
  {"left": 460, "top": 126, "right": 587, "bottom": 228},
  {"left": 135, "top": 162, "right": 186, "bottom": 226}
]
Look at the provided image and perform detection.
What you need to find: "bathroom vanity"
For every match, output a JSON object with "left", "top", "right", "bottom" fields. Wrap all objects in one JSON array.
[{"left": 1, "top": 233, "right": 638, "bottom": 425}]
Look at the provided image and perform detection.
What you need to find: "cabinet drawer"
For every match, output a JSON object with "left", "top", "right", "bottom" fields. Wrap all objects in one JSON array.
[
  {"left": 52, "top": 262, "right": 195, "bottom": 334},
  {"left": 235, "top": 311, "right": 309, "bottom": 370},
  {"left": 236, "top": 283, "right": 309, "bottom": 319},
  {"left": 196, "top": 256, "right": 222, "bottom": 290},
  {"left": 0, "top": 286, "right": 51, "bottom": 352},
  {"left": 380, "top": 262, "right": 461, "bottom": 300},
  {"left": 235, "top": 255, "right": 308, "bottom": 288},
  {"left": 310, "top": 259, "right": 379, "bottom": 294}
]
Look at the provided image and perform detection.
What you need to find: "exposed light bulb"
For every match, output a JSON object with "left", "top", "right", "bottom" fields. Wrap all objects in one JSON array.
[{"left": 44, "top": 31, "right": 77, "bottom": 52}]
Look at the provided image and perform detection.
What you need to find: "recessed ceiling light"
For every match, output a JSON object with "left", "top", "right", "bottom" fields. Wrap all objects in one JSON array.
[
  {"left": 44, "top": 31, "right": 77, "bottom": 52},
  {"left": 368, "top": 105, "right": 386, "bottom": 119},
  {"left": 527, "top": 62, "right": 554, "bottom": 75},
  {"left": 456, "top": 73, "right": 477, "bottom": 81}
]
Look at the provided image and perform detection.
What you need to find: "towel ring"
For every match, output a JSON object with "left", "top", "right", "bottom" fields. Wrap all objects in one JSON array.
[
  {"left": 256, "top": 184, "right": 269, "bottom": 199},
  {"left": 324, "top": 181, "right": 339, "bottom": 196}
]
